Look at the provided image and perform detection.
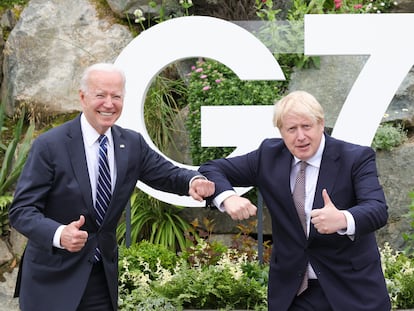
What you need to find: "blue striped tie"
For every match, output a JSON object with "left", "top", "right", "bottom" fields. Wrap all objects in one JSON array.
[{"left": 94, "top": 134, "right": 111, "bottom": 262}]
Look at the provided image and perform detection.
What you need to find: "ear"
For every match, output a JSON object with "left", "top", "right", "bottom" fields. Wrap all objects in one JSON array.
[
  {"left": 320, "top": 119, "right": 325, "bottom": 132},
  {"left": 79, "top": 90, "right": 86, "bottom": 106},
  {"left": 79, "top": 90, "right": 84, "bottom": 99}
]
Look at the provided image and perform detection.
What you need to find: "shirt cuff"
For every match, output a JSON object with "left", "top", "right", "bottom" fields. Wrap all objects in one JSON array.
[
  {"left": 213, "top": 190, "right": 237, "bottom": 212},
  {"left": 337, "top": 210, "right": 356, "bottom": 237},
  {"left": 53, "top": 225, "right": 66, "bottom": 249}
]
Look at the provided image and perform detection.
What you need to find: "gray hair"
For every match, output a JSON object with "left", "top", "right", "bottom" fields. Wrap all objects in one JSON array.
[{"left": 79, "top": 63, "right": 126, "bottom": 94}]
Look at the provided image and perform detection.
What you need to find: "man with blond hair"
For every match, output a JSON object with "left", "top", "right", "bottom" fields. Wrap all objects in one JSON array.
[{"left": 199, "top": 90, "right": 391, "bottom": 311}]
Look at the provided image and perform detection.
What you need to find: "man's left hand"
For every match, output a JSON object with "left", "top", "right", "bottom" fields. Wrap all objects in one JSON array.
[{"left": 310, "top": 189, "right": 347, "bottom": 234}]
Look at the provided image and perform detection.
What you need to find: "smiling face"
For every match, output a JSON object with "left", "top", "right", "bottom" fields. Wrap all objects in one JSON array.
[
  {"left": 79, "top": 69, "right": 125, "bottom": 134},
  {"left": 279, "top": 112, "right": 325, "bottom": 161}
]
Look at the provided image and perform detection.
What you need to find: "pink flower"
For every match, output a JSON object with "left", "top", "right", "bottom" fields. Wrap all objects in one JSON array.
[
  {"left": 195, "top": 68, "right": 203, "bottom": 73},
  {"left": 191, "top": 65, "right": 196, "bottom": 70},
  {"left": 200, "top": 74, "right": 207, "bottom": 79},
  {"left": 354, "top": 3, "right": 363, "bottom": 9},
  {"left": 334, "top": 0, "right": 342, "bottom": 9},
  {"left": 215, "top": 79, "right": 221, "bottom": 83},
  {"left": 202, "top": 86, "right": 211, "bottom": 91}
]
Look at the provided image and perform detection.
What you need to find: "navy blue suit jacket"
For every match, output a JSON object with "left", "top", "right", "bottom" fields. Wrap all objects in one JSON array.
[
  {"left": 199, "top": 134, "right": 391, "bottom": 311},
  {"left": 9, "top": 114, "right": 199, "bottom": 311}
]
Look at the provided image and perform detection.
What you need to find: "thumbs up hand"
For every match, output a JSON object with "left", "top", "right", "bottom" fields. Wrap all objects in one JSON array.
[
  {"left": 60, "top": 215, "right": 89, "bottom": 252},
  {"left": 310, "top": 189, "right": 347, "bottom": 234}
]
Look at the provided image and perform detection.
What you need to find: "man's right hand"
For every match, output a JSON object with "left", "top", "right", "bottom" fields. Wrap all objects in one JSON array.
[
  {"left": 223, "top": 195, "right": 257, "bottom": 221},
  {"left": 60, "top": 215, "right": 88, "bottom": 252}
]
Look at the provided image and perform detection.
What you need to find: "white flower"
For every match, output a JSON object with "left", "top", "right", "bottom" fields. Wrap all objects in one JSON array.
[
  {"left": 155, "top": 259, "right": 174, "bottom": 285},
  {"left": 134, "top": 9, "right": 143, "bottom": 17}
]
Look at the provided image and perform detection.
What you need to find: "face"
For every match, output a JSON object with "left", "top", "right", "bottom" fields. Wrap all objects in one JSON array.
[
  {"left": 279, "top": 112, "right": 325, "bottom": 161},
  {"left": 79, "top": 70, "right": 124, "bottom": 134}
]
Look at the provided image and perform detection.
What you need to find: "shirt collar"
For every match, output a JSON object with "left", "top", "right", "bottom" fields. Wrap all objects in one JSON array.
[{"left": 80, "top": 113, "right": 113, "bottom": 147}]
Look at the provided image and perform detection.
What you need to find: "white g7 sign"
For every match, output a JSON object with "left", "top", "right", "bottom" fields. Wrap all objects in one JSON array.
[{"left": 115, "top": 14, "right": 414, "bottom": 207}]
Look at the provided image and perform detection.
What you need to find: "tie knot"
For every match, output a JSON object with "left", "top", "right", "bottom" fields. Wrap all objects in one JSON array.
[
  {"left": 98, "top": 135, "right": 107, "bottom": 146},
  {"left": 299, "top": 161, "right": 308, "bottom": 171}
]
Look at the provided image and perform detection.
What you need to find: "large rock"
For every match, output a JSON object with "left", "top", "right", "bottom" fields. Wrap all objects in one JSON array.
[
  {"left": 106, "top": 0, "right": 182, "bottom": 18},
  {"left": 1, "top": 0, "right": 132, "bottom": 115},
  {"left": 376, "top": 141, "right": 414, "bottom": 249},
  {"left": 0, "top": 229, "right": 21, "bottom": 311},
  {"left": 0, "top": 268, "right": 19, "bottom": 311}
]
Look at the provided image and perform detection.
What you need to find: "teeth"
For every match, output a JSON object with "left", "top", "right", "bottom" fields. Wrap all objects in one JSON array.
[{"left": 100, "top": 112, "right": 113, "bottom": 116}]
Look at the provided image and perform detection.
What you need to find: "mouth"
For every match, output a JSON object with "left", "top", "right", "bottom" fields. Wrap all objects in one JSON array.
[
  {"left": 297, "top": 143, "right": 310, "bottom": 150},
  {"left": 98, "top": 111, "right": 115, "bottom": 117}
]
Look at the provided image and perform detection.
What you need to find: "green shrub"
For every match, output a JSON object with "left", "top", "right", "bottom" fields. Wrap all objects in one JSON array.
[
  {"left": 118, "top": 241, "right": 179, "bottom": 310},
  {"left": 381, "top": 242, "right": 414, "bottom": 309},
  {"left": 371, "top": 123, "right": 407, "bottom": 151},
  {"left": 119, "top": 240, "right": 178, "bottom": 278},
  {"left": 134, "top": 297, "right": 177, "bottom": 311},
  {"left": 118, "top": 230, "right": 269, "bottom": 310},
  {"left": 154, "top": 256, "right": 268, "bottom": 310},
  {"left": 118, "top": 238, "right": 414, "bottom": 310},
  {"left": 180, "top": 237, "right": 228, "bottom": 267}
]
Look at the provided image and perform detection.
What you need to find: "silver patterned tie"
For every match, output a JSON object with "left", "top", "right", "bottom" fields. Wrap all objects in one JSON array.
[
  {"left": 293, "top": 161, "right": 308, "bottom": 295},
  {"left": 293, "top": 161, "right": 308, "bottom": 234}
]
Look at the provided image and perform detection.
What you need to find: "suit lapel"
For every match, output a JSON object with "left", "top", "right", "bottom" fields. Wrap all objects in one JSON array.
[
  {"left": 275, "top": 147, "right": 308, "bottom": 237},
  {"left": 309, "top": 136, "right": 341, "bottom": 238},
  {"left": 66, "top": 116, "right": 95, "bottom": 215},
  {"left": 105, "top": 126, "right": 129, "bottom": 220}
]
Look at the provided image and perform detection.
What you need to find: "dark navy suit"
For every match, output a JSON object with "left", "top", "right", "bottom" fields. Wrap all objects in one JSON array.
[
  {"left": 199, "top": 134, "right": 391, "bottom": 311},
  {"left": 9, "top": 114, "right": 200, "bottom": 311}
]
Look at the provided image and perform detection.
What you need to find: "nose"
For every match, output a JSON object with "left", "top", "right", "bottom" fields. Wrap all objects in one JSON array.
[
  {"left": 296, "top": 128, "right": 306, "bottom": 140},
  {"left": 103, "top": 95, "right": 115, "bottom": 107}
]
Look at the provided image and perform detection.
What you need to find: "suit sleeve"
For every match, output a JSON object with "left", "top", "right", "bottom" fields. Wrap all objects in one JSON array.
[
  {"left": 9, "top": 137, "right": 62, "bottom": 251},
  {"left": 346, "top": 147, "right": 388, "bottom": 236},
  {"left": 134, "top": 134, "right": 199, "bottom": 196},
  {"left": 199, "top": 149, "right": 260, "bottom": 200}
]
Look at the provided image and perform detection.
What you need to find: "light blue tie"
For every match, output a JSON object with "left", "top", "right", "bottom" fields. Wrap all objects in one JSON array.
[{"left": 94, "top": 134, "right": 111, "bottom": 261}]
